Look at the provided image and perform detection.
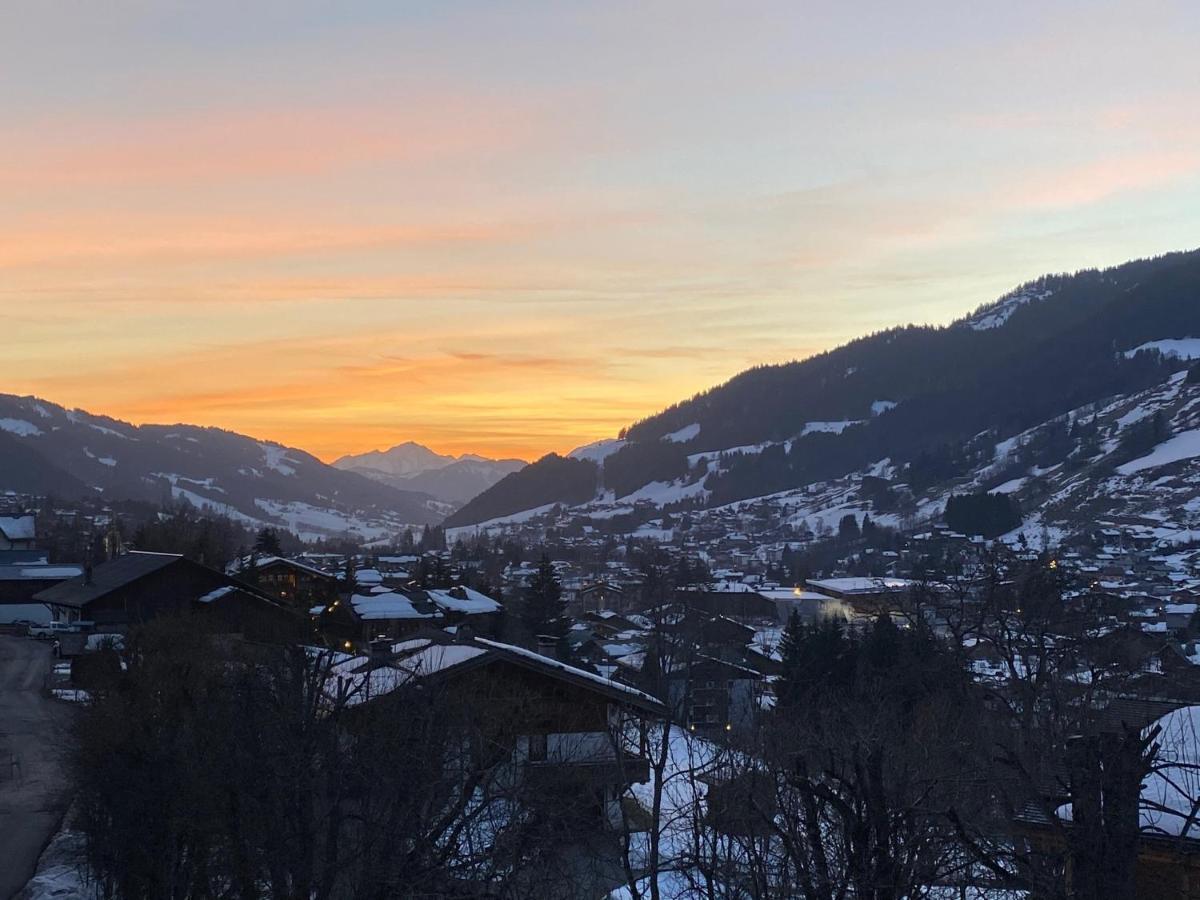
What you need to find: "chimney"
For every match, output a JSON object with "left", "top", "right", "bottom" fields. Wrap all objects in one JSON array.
[
  {"left": 83, "top": 563, "right": 94, "bottom": 586},
  {"left": 536, "top": 634, "right": 558, "bottom": 659}
]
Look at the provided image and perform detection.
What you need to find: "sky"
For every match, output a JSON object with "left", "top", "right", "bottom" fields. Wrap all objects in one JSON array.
[{"left": 4, "top": 1, "right": 1200, "bottom": 462}]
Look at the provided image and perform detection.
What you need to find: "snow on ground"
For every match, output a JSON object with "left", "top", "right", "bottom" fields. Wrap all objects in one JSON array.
[
  {"left": 0, "top": 418, "right": 42, "bottom": 437},
  {"left": 444, "top": 502, "right": 560, "bottom": 542},
  {"left": 172, "top": 486, "right": 260, "bottom": 526},
  {"left": 259, "top": 442, "right": 297, "bottom": 476},
  {"left": 686, "top": 442, "right": 770, "bottom": 466},
  {"left": 620, "top": 478, "right": 709, "bottom": 505},
  {"left": 15, "top": 826, "right": 99, "bottom": 900},
  {"left": 1124, "top": 338, "right": 1200, "bottom": 361},
  {"left": 989, "top": 477, "right": 1027, "bottom": 495},
  {"left": 871, "top": 400, "right": 898, "bottom": 415},
  {"left": 87, "top": 423, "right": 130, "bottom": 439},
  {"left": 965, "top": 286, "right": 1050, "bottom": 331},
  {"left": 1117, "top": 428, "right": 1200, "bottom": 475},
  {"left": 662, "top": 423, "right": 700, "bottom": 443},
  {"left": 568, "top": 437, "right": 625, "bottom": 464},
  {"left": 801, "top": 419, "right": 862, "bottom": 436},
  {"left": 253, "top": 498, "right": 402, "bottom": 542}
]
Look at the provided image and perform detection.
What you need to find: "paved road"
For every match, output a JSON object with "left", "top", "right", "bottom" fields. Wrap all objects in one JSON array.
[{"left": 0, "top": 635, "right": 69, "bottom": 900}]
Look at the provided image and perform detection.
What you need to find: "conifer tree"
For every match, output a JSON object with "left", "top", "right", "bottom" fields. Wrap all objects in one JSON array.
[{"left": 522, "top": 554, "right": 566, "bottom": 639}]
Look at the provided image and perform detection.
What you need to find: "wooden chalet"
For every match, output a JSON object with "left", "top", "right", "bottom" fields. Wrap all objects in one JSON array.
[{"left": 34, "top": 551, "right": 305, "bottom": 640}]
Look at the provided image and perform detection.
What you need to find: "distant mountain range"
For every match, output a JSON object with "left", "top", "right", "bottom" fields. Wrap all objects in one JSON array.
[
  {"left": 0, "top": 397, "right": 448, "bottom": 541},
  {"left": 332, "top": 443, "right": 526, "bottom": 504},
  {"left": 446, "top": 248, "right": 1200, "bottom": 532}
]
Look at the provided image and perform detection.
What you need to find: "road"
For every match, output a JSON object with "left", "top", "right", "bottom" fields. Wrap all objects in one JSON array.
[{"left": 0, "top": 635, "right": 70, "bottom": 900}]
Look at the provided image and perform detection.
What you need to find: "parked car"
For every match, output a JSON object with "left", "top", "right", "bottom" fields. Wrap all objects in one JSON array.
[{"left": 28, "top": 621, "right": 80, "bottom": 639}]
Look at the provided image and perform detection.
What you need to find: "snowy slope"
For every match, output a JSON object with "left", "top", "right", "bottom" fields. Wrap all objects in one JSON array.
[{"left": 0, "top": 393, "right": 444, "bottom": 538}]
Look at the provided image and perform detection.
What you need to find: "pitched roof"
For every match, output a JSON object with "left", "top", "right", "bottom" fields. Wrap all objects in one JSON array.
[
  {"left": 33, "top": 551, "right": 183, "bottom": 608},
  {"left": 0, "top": 515, "right": 36, "bottom": 541}
]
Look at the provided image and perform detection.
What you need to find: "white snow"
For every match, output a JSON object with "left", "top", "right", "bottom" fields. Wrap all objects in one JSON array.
[
  {"left": 965, "top": 286, "right": 1051, "bottom": 331},
  {"left": 989, "top": 477, "right": 1027, "bottom": 495},
  {"left": 351, "top": 591, "right": 435, "bottom": 620},
  {"left": 88, "top": 422, "right": 130, "bottom": 439},
  {"left": 568, "top": 437, "right": 626, "bottom": 464},
  {"left": 1058, "top": 705, "right": 1200, "bottom": 839},
  {"left": 621, "top": 478, "right": 710, "bottom": 505},
  {"left": 0, "top": 418, "right": 42, "bottom": 437},
  {"left": 196, "top": 585, "right": 236, "bottom": 604},
  {"left": 870, "top": 400, "right": 898, "bottom": 416},
  {"left": 426, "top": 586, "right": 501, "bottom": 615},
  {"left": 259, "top": 442, "right": 297, "bottom": 476},
  {"left": 1117, "top": 428, "right": 1200, "bottom": 475},
  {"left": 800, "top": 419, "right": 861, "bottom": 436},
  {"left": 662, "top": 423, "right": 700, "bottom": 443},
  {"left": 476, "top": 638, "right": 662, "bottom": 704},
  {"left": 1124, "top": 338, "right": 1200, "bottom": 361},
  {"left": 0, "top": 515, "right": 36, "bottom": 540}
]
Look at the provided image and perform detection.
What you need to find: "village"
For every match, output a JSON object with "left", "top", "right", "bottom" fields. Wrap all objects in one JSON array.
[{"left": 5, "top": 490, "right": 1200, "bottom": 896}]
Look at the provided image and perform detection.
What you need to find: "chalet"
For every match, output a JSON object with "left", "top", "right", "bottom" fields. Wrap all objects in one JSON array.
[
  {"left": 0, "top": 515, "right": 36, "bottom": 552},
  {"left": 34, "top": 551, "right": 304, "bottom": 640},
  {"left": 229, "top": 555, "right": 340, "bottom": 610},
  {"left": 570, "top": 579, "right": 626, "bottom": 615},
  {"left": 668, "top": 654, "right": 763, "bottom": 735},
  {"left": 316, "top": 585, "right": 503, "bottom": 646},
  {"left": 331, "top": 634, "right": 666, "bottom": 832}
]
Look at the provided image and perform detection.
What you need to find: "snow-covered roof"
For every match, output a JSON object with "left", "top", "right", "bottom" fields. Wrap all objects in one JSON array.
[
  {"left": 196, "top": 585, "right": 236, "bottom": 604},
  {"left": 1058, "top": 704, "right": 1200, "bottom": 839},
  {"left": 350, "top": 591, "right": 435, "bottom": 620},
  {"left": 475, "top": 638, "right": 663, "bottom": 706},
  {"left": 806, "top": 576, "right": 914, "bottom": 595},
  {"left": 0, "top": 515, "right": 36, "bottom": 541},
  {"left": 426, "top": 586, "right": 501, "bottom": 615},
  {"left": 226, "top": 555, "right": 334, "bottom": 579},
  {"left": 0, "top": 565, "right": 82, "bottom": 581}
]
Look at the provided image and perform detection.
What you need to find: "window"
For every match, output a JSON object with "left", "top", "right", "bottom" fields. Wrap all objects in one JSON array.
[{"left": 528, "top": 733, "right": 547, "bottom": 762}]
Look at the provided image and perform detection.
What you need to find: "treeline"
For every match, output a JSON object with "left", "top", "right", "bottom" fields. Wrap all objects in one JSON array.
[
  {"left": 444, "top": 453, "right": 597, "bottom": 527},
  {"left": 944, "top": 492, "right": 1022, "bottom": 539}
]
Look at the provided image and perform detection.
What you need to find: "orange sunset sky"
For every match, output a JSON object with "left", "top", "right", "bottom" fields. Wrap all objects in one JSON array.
[{"left": 5, "top": 2, "right": 1200, "bottom": 461}]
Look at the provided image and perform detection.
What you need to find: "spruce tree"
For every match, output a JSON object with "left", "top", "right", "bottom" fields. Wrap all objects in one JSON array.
[
  {"left": 254, "top": 527, "right": 282, "bottom": 556},
  {"left": 522, "top": 554, "right": 566, "bottom": 638}
]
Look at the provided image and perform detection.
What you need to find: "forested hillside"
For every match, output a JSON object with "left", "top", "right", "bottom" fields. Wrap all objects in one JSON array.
[{"left": 450, "top": 250, "right": 1200, "bottom": 525}]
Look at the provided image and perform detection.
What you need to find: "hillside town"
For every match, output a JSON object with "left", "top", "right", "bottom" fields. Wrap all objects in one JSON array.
[{"left": 6, "top": 483, "right": 1200, "bottom": 897}]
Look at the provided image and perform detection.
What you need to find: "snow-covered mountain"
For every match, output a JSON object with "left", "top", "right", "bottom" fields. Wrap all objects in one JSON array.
[
  {"left": 0, "top": 395, "right": 446, "bottom": 541},
  {"left": 333, "top": 442, "right": 525, "bottom": 504},
  {"left": 332, "top": 442, "right": 457, "bottom": 479},
  {"left": 448, "top": 248, "right": 1200, "bottom": 533}
]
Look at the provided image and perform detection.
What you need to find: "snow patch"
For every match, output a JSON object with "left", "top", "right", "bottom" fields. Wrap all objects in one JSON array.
[
  {"left": 1117, "top": 429, "right": 1200, "bottom": 475},
  {"left": 965, "top": 286, "right": 1051, "bottom": 331},
  {"left": 0, "top": 418, "right": 42, "bottom": 437},
  {"left": 568, "top": 437, "right": 626, "bottom": 464},
  {"left": 801, "top": 420, "right": 861, "bottom": 436},
  {"left": 259, "top": 442, "right": 297, "bottom": 476},
  {"left": 662, "top": 423, "right": 700, "bottom": 443},
  {"left": 1124, "top": 338, "right": 1200, "bottom": 361}
]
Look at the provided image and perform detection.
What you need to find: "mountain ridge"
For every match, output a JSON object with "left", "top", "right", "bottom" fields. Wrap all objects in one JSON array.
[
  {"left": 447, "top": 248, "right": 1200, "bottom": 529},
  {"left": 333, "top": 442, "right": 526, "bottom": 503},
  {"left": 0, "top": 395, "right": 446, "bottom": 541}
]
